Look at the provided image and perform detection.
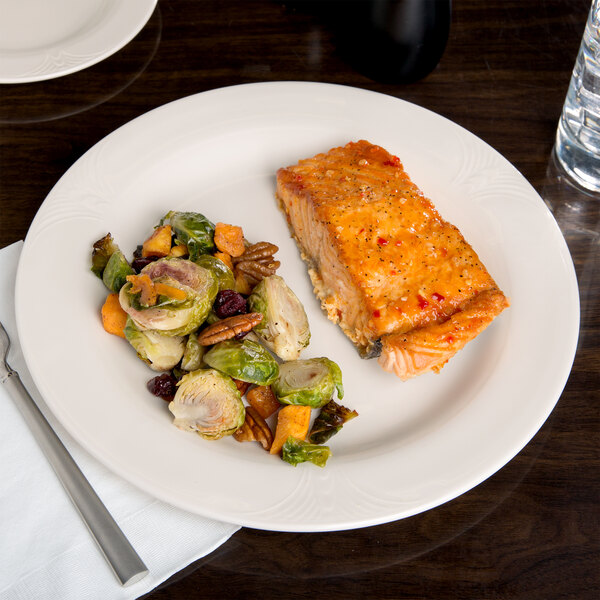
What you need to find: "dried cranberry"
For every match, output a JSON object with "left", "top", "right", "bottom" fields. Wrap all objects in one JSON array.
[
  {"left": 147, "top": 373, "right": 178, "bottom": 401},
  {"left": 132, "top": 256, "right": 158, "bottom": 273},
  {"left": 213, "top": 289, "right": 247, "bottom": 318}
]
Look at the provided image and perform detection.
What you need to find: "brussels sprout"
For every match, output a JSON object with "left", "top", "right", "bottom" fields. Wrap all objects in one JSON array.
[
  {"left": 309, "top": 399, "right": 358, "bottom": 444},
  {"left": 204, "top": 339, "right": 279, "bottom": 385},
  {"left": 168, "top": 369, "right": 245, "bottom": 440},
  {"left": 281, "top": 436, "right": 331, "bottom": 468},
  {"left": 160, "top": 211, "right": 215, "bottom": 260},
  {"left": 181, "top": 334, "right": 206, "bottom": 371},
  {"left": 248, "top": 275, "right": 310, "bottom": 361},
  {"left": 119, "top": 257, "right": 218, "bottom": 336},
  {"left": 102, "top": 249, "right": 135, "bottom": 293},
  {"left": 204, "top": 310, "right": 221, "bottom": 325},
  {"left": 124, "top": 318, "right": 185, "bottom": 371},
  {"left": 91, "top": 233, "right": 119, "bottom": 278},
  {"left": 272, "top": 357, "right": 344, "bottom": 408},
  {"left": 193, "top": 254, "right": 235, "bottom": 291}
]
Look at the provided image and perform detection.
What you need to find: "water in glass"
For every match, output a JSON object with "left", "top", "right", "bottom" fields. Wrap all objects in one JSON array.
[{"left": 555, "top": 1, "right": 600, "bottom": 192}]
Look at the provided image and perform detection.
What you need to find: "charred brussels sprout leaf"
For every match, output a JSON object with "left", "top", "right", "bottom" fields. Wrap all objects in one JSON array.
[
  {"left": 102, "top": 249, "right": 135, "bottom": 293},
  {"left": 272, "top": 357, "right": 343, "bottom": 408},
  {"left": 91, "top": 233, "right": 119, "bottom": 278},
  {"left": 281, "top": 436, "right": 331, "bottom": 467},
  {"left": 160, "top": 211, "right": 215, "bottom": 260},
  {"left": 309, "top": 399, "right": 358, "bottom": 444},
  {"left": 119, "top": 258, "right": 218, "bottom": 336},
  {"left": 248, "top": 275, "right": 310, "bottom": 361},
  {"left": 193, "top": 254, "right": 235, "bottom": 291},
  {"left": 168, "top": 369, "right": 245, "bottom": 440},
  {"left": 91, "top": 233, "right": 135, "bottom": 291},
  {"left": 124, "top": 318, "right": 185, "bottom": 371},
  {"left": 204, "top": 339, "right": 279, "bottom": 385}
]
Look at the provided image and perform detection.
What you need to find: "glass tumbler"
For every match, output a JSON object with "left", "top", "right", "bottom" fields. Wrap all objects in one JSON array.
[{"left": 555, "top": 0, "right": 600, "bottom": 193}]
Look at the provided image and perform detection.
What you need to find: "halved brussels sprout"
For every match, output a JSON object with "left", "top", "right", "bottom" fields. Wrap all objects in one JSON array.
[
  {"left": 119, "top": 257, "right": 218, "bottom": 336},
  {"left": 193, "top": 254, "right": 235, "bottom": 291},
  {"left": 91, "top": 233, "right": 119, "bottom": 278},
  {"left": 204, "top": 339, "right": 279, "bottom": 385},
  {"left": 248, "top": 275, "right": 310, "bottom": 361},
  {"left": 160, "top": 211, "right": 215, "bottom": 260},
  {"left": 281, "top": 436, "right": 331, "bottom": 468},
  {"left": 168, "top": 369, "right": 245, "bottom": 440},
  {"left": 124, "top": 318, "right": 185, "bottom": 371},
  {"left": 309, "top": 399, "right": 358, "bottom": 444},
  {"left": 181, "top": 333, "right": 206, "bottom": 371},
  {"left": 102, "top": 249, "right": 135, "bottom": 293},
  {"left": 91, "top": 233, "right": 135, "bottom": 292},
  {"left": 272, "top": 357, "right": 343, "bottom": 408}
]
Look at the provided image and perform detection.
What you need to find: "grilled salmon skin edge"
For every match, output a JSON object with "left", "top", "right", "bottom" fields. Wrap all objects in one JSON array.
[
  {"left": 378, "top": 288, "right": 509, "bottom": 380},
  {"left": 275, "top": 140, "right": 509, "bottom": 379}
]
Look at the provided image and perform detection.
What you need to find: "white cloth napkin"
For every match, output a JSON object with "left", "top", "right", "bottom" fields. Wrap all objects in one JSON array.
[{"left": 0, "top": 241, "right": 240, "bottom": 600}]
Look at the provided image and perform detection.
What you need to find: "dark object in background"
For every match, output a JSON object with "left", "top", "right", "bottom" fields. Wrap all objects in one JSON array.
[{"left": 288, "top": 0, "right": 452, "bottom": 83}]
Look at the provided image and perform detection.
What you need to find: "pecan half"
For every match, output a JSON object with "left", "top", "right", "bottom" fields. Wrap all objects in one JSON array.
[
  {"left": 232, "top": 241, "right": 279, "bottom": 264},
  {"left": 232, "top": 241, "right": 280, "bottom": 292},
  {"left": 233, "top": 406, "right": 273, "bottom": 450},
  {"left": 236, "top": 259, "right": 281, "bottom": 280},
  {"left": 197, "top": 312, "right": 263, "bottom": 345},
  {"left": 233, "top": 419, "right": 254, "bottom": 442}
]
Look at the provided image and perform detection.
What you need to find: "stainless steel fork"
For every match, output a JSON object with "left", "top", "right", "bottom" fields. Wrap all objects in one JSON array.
[{"left": 0, "top": 320, "right": 149, "bottom": 586}]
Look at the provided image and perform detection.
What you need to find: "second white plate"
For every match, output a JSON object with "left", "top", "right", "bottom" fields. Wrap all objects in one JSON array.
[{"left": 0, "top": 0, "right": 157, "bottom": 83}]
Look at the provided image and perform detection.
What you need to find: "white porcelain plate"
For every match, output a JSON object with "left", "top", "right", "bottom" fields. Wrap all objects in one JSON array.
[
  {"left": 0, "top": 0, "right": 157, "bottom": 83},
  {"left": 16, "top": 83, "right": 579, "bottom": 531}
]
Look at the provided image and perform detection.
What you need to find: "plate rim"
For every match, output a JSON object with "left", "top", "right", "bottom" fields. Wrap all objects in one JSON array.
[
  {"left": 0, "top": 0, "right": 157, "bottom": 83},
  {"left": 15, "top": 82, "right": 580, "bottom": 531}
]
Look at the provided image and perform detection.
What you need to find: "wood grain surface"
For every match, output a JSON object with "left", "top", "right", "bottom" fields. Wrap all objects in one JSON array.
[{"left": 1, "top": 1, "right": 597, "bottom": 599}]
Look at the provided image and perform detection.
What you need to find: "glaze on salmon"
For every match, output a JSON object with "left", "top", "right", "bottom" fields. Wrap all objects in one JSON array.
[{"left": 276, "top": 140, "right": 509, "bottom": 380}]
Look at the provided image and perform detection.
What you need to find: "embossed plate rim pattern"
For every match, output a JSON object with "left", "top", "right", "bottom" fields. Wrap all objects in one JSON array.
[
  {"left": 0, "top": 0, "right": 157, "bottom": 83},
  {"left": 15, "top": 83, "right": 580, "bottom": 531}
]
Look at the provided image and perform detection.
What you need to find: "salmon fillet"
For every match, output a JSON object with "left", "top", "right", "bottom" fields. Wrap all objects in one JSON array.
[{"left": 276, "top": 140, "right": 509, "bottom": 380}]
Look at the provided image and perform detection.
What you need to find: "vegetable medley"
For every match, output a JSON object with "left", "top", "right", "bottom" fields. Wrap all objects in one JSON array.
[{"left": 91, "top": 211, "right": 357, "bottom": 467}]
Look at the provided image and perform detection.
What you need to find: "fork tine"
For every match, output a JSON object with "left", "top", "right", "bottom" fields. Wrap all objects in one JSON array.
[
  {"left": 0, "top": 320, "right": 14, "bottom": 378},
  {"left": 0, "top": 320, "right": 10, "bottom": 357}
]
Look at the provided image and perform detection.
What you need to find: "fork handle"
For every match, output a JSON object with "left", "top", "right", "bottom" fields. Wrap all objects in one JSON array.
[{"left": 3, "top": 371, "right": 149, "bottom": 586}]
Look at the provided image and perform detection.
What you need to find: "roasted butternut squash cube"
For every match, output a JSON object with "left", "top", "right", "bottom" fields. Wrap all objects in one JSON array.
[
  {"left": 214, "top": 222, "right": 245, "bottom": 257},
  {"left": 247, "top": 385, "right": 281, "bottom": 420},
  {"left": 270, "top": 405, "right": 311, "bottom": 455},
  {"left": 142, "top": 225, "right": 172, "bottom": 258},
  {"left": 101, "top": 293, "right": 128, "bottom": 338}
]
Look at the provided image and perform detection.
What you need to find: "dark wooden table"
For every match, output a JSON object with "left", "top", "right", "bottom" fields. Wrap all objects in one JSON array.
[{"left": 1, "top": 1, "right": 598, "bottom": 598}]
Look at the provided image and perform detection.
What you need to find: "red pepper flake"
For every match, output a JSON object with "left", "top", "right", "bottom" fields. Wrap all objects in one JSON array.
[
  {"left": 395, "top": 240, "right": 402, "bottom": 246},
  {"left": 373, "top": 309, "right": 381, "bottom": 318},
  {"left": 440, "top": 247, "right": 448, "bottom": 257},
  {"left": 294, "top": 174, "right": 303, "bottom": 181},
  {"left": 432, "top": 292, "right": 445, "bottom": 302},
  {"left": 417, "top": 294, "right": 429, "bottom": 309},
  {"left": 390, "top": 269, "right": 397, "bottom": 275},
  {"left": 377, "top": 237, "right": 388, "bottom": 246},
  {"left": 383, "top": 155, "right": 401, "bottom": 167},
  {"left": 358, "top": 228, "right": 365, "bottom": 234},
  {"left": 446, "top": 335, "right": 455, "bottom": 344}
]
